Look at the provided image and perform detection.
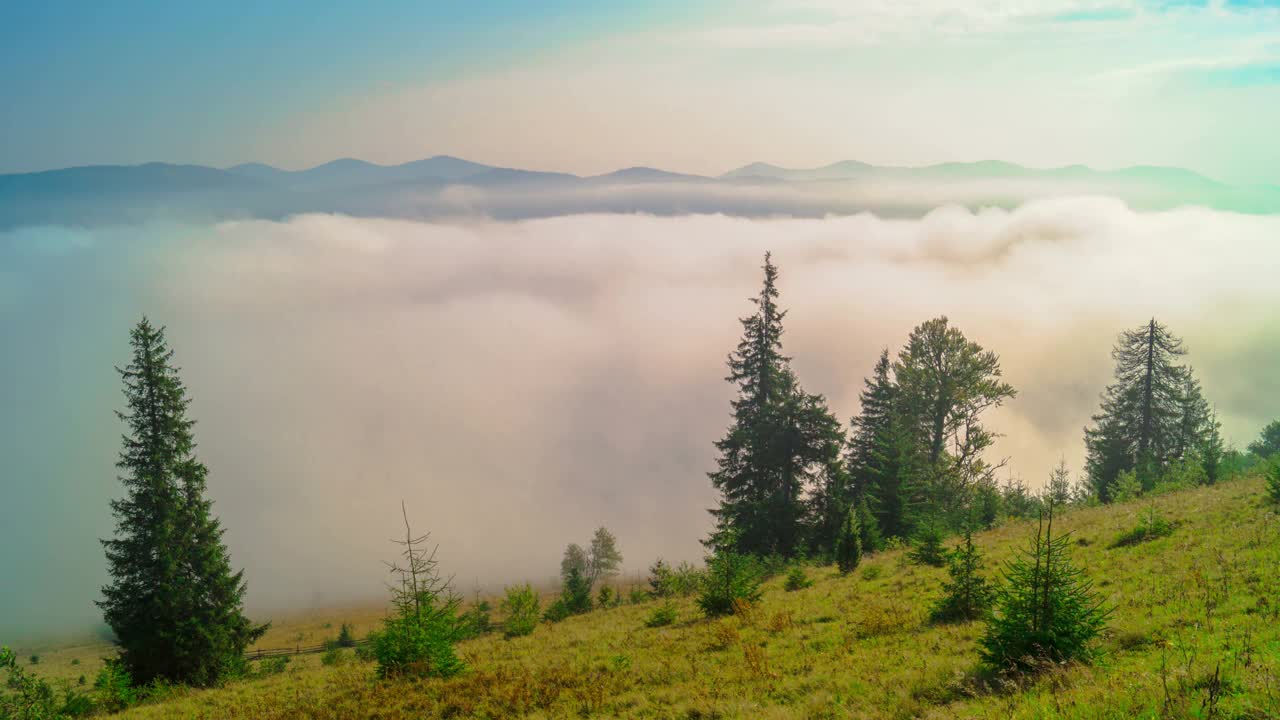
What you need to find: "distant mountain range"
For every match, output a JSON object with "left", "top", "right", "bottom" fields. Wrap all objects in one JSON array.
[{"left": 2, "top": 156, "right": 1276, "bottom": 229}]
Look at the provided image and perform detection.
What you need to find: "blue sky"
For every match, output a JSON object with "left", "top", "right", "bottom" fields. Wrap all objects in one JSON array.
[{"left": 2, "top": 0, "right": 1278, "bottom": 183}]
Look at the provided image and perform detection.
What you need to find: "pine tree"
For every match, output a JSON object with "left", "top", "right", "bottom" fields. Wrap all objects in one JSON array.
[
  {"left": 1200, "top": 409, "right": 1225, "bottom": 485},
  {"left": 707, "top": 253, "right": 844, "bottom": 557},
  {"left": 908, "top": 520, "right": 947, "bottom": 567},
  {"left": 848, "top": 350, "right": 923, "bottom": 540},
  {"left": 1043, "top": 459, "right": 1073, "bottom": 508},
  {"left": 98, "top": 319, "right": 265, "bottom": 687},
  {"left": 1174, "top": 373, "right": 1211, "bottom": 461},
  {"left": 981, "top": 505, "right": 1109, "bottom": 672},
  {"left": 1085, "top": 319, "right": 1197, "bottom": 500},
  {"left": 893, "top": 317, "right": 1016, "bottom": 525},
  {"left": 930, "top": 527, "right": 992, "bottom": 623},
  {"left": 834, "top": 507, "right": 862, "bottom": 574},
  {"left": 1265, "top": 460, "right": 1280, "bottom": 505},
  {"left": 853, "top": 493, "right": 882, "bottom": 553}
]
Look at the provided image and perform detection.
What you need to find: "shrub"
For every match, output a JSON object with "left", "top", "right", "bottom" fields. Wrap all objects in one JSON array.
[
  {"left": 861, "top": 564, "right": 884, "bottom": 581},
  {"left": 908, "top": 522, "right": 947, "bottom": 567},
  {"left": 457, "top": 599, "right": 493, "bottom": 639},
  {"left": 697, "top": 552, "right": 762, "bottom": 617},
  {"left": 784, "top": 566, "right": 813, "bottom": 592},
  {"left": 648, "top": 558, "right": 673, "bottom": 597},
  {"left": 758, "top": 553, "right": 790, "bottom": 579},
  {"left": 500, "top": 584, "right": 541, "bottom": 638},
  {"left": 597, "top": 585, "right": 619, "bottom": 608},
  {"left": 930, "top": 528, "right": 992, "bottom": 624},
  {"left": 667, "top": 562, "right": 705, "bottom": 597},
  {"left": 981, "top": 508, "right": 1110, "bottom": 672},
  {"left": 545, "top": 566, "right": 593, "bottom": 623},
  {"left": 2, "top": 646, "right": 91, "bottom": 719},
  {"left": 28, "top": 655, "right": 39, "bottom": 665},
  {"left": 542, "top": 598, "right": 572, "bottom": 623},
  {"left": 1266, "top": 458, "right": 1280, "bottom": 504},
  {"left": 1112, "top": 469, "right": 1141, "bottom": 503},
  {"left": 645, "top": 602, "right": 679, "bottom": 628},
  {"left": 320, "top": 648, "right": 345, "bottom": 667},
  {"left": 354, "top": 642, "right": 375, "bottom": 662},
  {"left": 336, "top": 622, "right": 357, "bottom": 648},
  {"left": 1111, "top": 505, "right": 1175, "bottom": 548},
  {"left": 628, "top": 587, "right": 650, "bottom": 604},
  {"left": 835, "top": 508, "right": 863, "bottom": 574},
  {"left": 69, "top": 659, "right": 79, "bottom": 666},
  {"left": 93, "top": 657, "right": 139, "bottom": 713}
]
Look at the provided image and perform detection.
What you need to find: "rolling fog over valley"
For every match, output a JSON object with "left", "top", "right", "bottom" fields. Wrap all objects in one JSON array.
[{"left": 4, "top": 198, "right": 1280, "bottom": 641}]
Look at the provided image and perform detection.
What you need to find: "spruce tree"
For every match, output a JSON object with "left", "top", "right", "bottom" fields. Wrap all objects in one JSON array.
[
  {"left": 1200, "top": 409, "right": 1225, "bottom": 485},
  {"left": 1043, "top": 459, "right": 1073, "bottom": 508},
  {"left": 707, "top": 253, "right": 844, "bottom": 557},
  {"left": 848, "top": 350, "right": 922, "bottom": 539},
  {"left": 1085, "top": 319, "right": 1203, "bottom": 500},
  {"left": 99, "top": 318, "right": 265, "bottom": 687},
  {"left": 1248, "top": 420, "right": 1280, "bottom": 459},
  {"left": 981, "top": 505, "right": 1109, "bottom": 672},
  {"left": 930, "top": 527, "right": 992, "bottom": 623},
  {"left": 834, "top": 507, "right": 862, "bottom": 574},
  {"left": 1266, "top": 460, "right": 1280, "bottom": 505}
]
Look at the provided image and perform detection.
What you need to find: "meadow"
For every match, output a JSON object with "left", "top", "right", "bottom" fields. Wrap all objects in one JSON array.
[{"left": 15, "top": 472, "right": 1279, "bottom": 719}]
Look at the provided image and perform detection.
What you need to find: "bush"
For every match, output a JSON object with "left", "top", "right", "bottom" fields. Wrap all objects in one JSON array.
[
  {"left": 93, "top": 657, "right": 139, "bottom": 713},
  {"left": 354, "top": 643, "right": 375, "bottom": 662},
  {"left": 981, "top": 509, "right": 1110, "bottom": 672},
  {"left": 320, "top": 648, "right": 346, "bottom": 667},
  {"left": 27, "top": 655, "right": 38, "bottom": 665},
  {"left": 336, "top": 622, "right": 357, "bottom": 648},
  {"left": 2, "top": 646, "right": 93, "bottom": 719},
  {"left": 1112, "top": 469, "right": 1142, "bottom": 503},
  {"left": 597, "top": 585, "right": 619, "bottom": 608},
  {"left": 628, "top": 587, "right": 650, "bottom": 604},
  {"left": 500, "top": 584, "right": 541, "bottom": 638},
  {"left": 835, "top": 508, "right": 863, "bottom": 574},
  {"left": 644, "top": 602, "right": 679, "bottom": 628},
  {"left": 1111, "top": 505, "right": 1175, "bottom": 548},
  {"left": 784, "top": 566, "right": 813, "bottom": 592},
  {"left": 667, "top": 562, "right": 705, "bottom": 597},
  {"left": 758, "top": 553, "right": 790, "bottom": 579},
  {"left": 254, "top": 656, "right": 291, "bottom": 677},
  {"left": 930, "top": 528, "right": 992, "bottom": 624},
  {"left": 908, "top": 523, "right": 947, "bottom": 567},
  {"left": 560, "top": 566, "right": 593, "bottom": 616},
  {"left": 697, "top": 552, "right": 762, "bottom": 617},
  {"left": 457, "top": 599, "right": 493, "bottom": 639},
  {"left": 647, "top": 558, "right": 673, "bottom": 597},
  {"left": 861, "top": 564, "right": 884, "bottom": 581}
]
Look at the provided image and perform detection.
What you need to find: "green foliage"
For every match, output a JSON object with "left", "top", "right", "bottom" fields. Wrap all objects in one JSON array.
[
  {"left": 907, "top": 522, "right": 947, "bottom": 567},
  {"left": 499, "top": 584, "right": 540, "bottom": 638},
  {"left": 457, "top": 600, "right": 493, "bottom": 639},
  {"left": 930, "top": 528, "right": 992, "bottom": 624},
  {"left": 1, "top": 646, "right": 92, "bottom": 719},
  {"left": 648, "top": 559, "right": 703, "bottom": 598},
  {"left": 320, "top": 648, "right": 346, "bottom": 667},
  {"left": 98, "top": 319, "right": 267, "bottom": 687},
  {"left": 628, "top": 587, "right": 650, "bottom": 605},
  {"left": 1248, "top": 420, "right": 1280, "bottom": 459},
  {"left": 1112, "top": 469, "right": 1142, "bottom": 503},
  {"left": 254, "top": 656, "right": 290, "bottom": 677},
  {"left": 372, "top": 504, "right": 464, "bottom": 680},
  {"left": 981, "top": 509, "right": 1110, "bottom": 672},
  {"left": 644, "top": 602, "right": 678, "bottom": 628},
  {"left": 783, "top": 565, "right": 813, "bottom": 591},
  {"left": 708, "top": 253, "right": 846, "bottom": 558},
  {"left": 1000, "top": 477, "right": 1042, "bottom": 520},
  {"left": 336, "top": 622, "right": 356, "bottom": 648},
  {"left": 1265, "top": 458, "right": 1280, "bottom": 505},
  {"left": 26, "top": 656, "right": 38, "bottom": 666},
  {"left": 562, "top": 566, "right": 593, "bottom": 614},
  {"left": 834, "top": 508, "right": 862, "bottom": 574},
  {"left": 597, "top": 586, "right": 619, "bottom": 608},
  {"left": 1111, "top": 505, "right": 1175, "bottom": 548},
  {"left": 647, "top": 558, "right": 673, "bottom": 597},
  {"left": 860, "top": 564, "right": 884, "bottom": 581},
  {"left": 93, "top": 657, "right": 139, "bottom": 714},
  {"left": 587, "top": 527, "right": 624, "bottom": 586},
  {"left": 697, "top": 552, "right": 763, "bottom": 617}
]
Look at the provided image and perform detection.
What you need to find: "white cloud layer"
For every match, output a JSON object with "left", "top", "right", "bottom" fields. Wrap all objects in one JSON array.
[{"left": 3, "top": 198, "right": 1280, "bottom": 639}]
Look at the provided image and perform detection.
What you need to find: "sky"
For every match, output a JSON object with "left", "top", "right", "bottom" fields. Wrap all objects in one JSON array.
[{"left": 2, "top": 1, "right": 1279, "bottom": 183}]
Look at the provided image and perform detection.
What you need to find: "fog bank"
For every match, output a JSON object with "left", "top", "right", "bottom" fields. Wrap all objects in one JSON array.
[{"left": 3, "top": 198, "right": 1279, "bottom": 642}]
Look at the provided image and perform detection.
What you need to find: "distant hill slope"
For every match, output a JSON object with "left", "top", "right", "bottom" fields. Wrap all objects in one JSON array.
[
  {"left": 17, "top": 472, "right": 1276, "bottom": 719},
  {"left": 3, "top": 156, "right": 1278, "bottom": 228}
]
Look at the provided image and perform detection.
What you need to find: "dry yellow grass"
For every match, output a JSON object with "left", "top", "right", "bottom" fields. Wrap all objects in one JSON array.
[{"left": 15, "top": 475, "right": 1280, "bottom": 719}]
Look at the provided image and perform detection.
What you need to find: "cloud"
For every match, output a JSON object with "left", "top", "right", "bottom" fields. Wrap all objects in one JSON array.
[{"left": 3, "top": 199, "right": 1280, "bottom": 642}]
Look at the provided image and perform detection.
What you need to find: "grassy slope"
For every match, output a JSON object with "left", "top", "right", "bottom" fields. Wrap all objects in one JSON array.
[{"left": 39, "top": 476, "right": 1280, "bottom": 718}]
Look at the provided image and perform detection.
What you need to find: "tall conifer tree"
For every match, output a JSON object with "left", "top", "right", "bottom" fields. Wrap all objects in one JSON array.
[
  {"left": 99, "top": 318, "right": 265, "bottom": 686},
  {"left": 708, "top": 254, "right": 844, "bottom": 557}
]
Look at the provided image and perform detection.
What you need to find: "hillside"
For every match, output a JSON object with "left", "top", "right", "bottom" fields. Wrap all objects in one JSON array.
[{"left": 18, "top": 474, "right": 1266, "bottom": 719}]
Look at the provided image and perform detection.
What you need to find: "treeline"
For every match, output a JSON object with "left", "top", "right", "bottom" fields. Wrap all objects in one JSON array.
[{"left": 706, "top": 253, "right": 1271, "bottom": 561}]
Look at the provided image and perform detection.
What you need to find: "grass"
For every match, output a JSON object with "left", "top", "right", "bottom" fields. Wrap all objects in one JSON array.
[{"left": 11, "top": 475, "right": 1280, "bottom": 719}]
